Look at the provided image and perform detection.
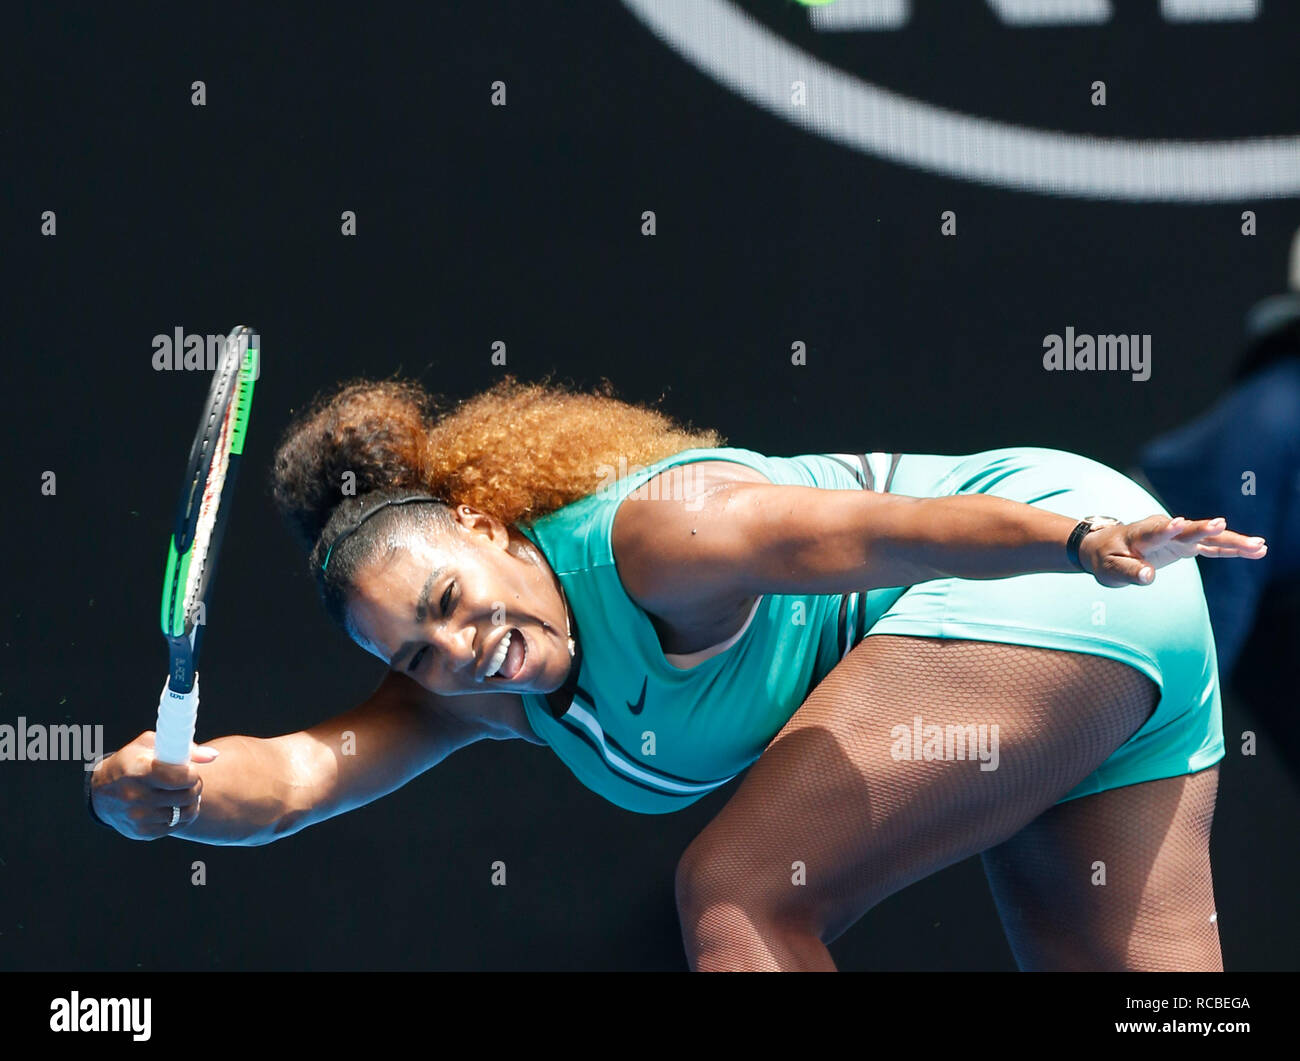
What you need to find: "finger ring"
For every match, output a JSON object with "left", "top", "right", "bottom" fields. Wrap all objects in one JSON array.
[{"left": 168, "top": 805, "right": 181, "bottom": 828}]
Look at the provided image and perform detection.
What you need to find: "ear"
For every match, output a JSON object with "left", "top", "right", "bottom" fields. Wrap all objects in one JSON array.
[{"left": 451, "top": 504, "right": 510, "bottom": 546}]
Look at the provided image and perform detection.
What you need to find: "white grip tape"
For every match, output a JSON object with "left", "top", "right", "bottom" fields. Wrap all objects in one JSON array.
[{"left": 155, "top": 675, "right": 200, "bottom": 765}]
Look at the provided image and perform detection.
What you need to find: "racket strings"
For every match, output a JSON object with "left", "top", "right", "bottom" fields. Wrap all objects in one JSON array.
[{"left": 183, "top": 366, "right": 241, "bottom": 622}]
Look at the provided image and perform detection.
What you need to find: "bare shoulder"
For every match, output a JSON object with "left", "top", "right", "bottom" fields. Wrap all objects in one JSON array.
[
  {"left": 610, "top": 459, "right": 769, "bottom": 561},
  {"left": 610, "top": 458, "right": 769, "bottom": 633},
  {"left": 615, "top": 459, "right": 770, "bottom": 516},
  {"left": 656, "top": 458, "right": 771, "bottom": 491}
]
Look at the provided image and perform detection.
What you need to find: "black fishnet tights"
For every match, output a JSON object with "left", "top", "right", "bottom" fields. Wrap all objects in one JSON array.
[
  {"left": 981, "top": 765, "right": 1220, "bottom": 970},
  {"left": 675, "top": 635, "right": 1219, "bottom": 971}
]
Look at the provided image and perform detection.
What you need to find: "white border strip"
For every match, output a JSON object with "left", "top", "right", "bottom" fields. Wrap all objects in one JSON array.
[{"left": 565, "top": 701, "right": 734, "bottom": 795}]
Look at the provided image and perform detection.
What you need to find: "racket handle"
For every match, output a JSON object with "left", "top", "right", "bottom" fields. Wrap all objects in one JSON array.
[{"left": 155, "top": 674, "right": 200, "bottom": 765}]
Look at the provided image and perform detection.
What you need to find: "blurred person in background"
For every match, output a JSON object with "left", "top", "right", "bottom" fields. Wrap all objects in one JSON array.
[{"left": 1135, "top": 226, "right": 1300, "bottom": 775}]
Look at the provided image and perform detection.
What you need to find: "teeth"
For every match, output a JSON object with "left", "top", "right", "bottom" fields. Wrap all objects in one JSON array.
[{"left": 484, "top": 630, "right": 512, "bottom": 678}]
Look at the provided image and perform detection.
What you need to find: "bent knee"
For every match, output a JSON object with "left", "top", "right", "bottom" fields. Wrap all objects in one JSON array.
[
  {"left": 675, "top": 837, "right": 810, "bottom": 938},
  {"left": 674, "top": 839, "right": 828, "bottom": 969}
]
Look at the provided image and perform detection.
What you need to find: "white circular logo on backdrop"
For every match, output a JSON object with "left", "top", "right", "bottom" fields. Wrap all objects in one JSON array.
[{"left": 620, "top": 0, "right": 1300, "bottom": 201}]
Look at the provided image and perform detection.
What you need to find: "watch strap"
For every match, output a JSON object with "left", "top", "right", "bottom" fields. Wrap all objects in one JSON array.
[
  {"left": 1066, "top": 519, "right": 1096, "bottom": 571},
  {"left": 84, "top": 760, "right": 114, "bottom": 831}
]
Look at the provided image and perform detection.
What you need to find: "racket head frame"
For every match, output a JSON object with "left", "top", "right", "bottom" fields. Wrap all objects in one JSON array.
[{"left": 160, "top": 325, "right": 258, "bottom": 692}]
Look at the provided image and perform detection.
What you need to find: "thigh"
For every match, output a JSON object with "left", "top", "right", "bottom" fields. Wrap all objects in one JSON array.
[
  {"left": 865, "top": 486, "right": 1223, "bottom": 804},
  {"left": 677, "top": 633, "right": 1158, "bottom": 948},
  {"left": 980, "top": 765, "right": 1222, "bottom": 971}
]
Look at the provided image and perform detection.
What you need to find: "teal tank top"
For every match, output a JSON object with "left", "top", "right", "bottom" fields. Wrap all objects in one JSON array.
[{"left": 516, "top": 447, "right": 908, "bottom": 814}]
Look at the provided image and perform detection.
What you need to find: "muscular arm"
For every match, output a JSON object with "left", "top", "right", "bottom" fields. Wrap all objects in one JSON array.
[
  {"left": 614, "top": 477, "right": 1261, "bottom": 616},
  {"left": 95, "top": 671, "right": 507, "bottom": 846},
  {"left": 187, "top": 672, "right": 487, "bottom": 844},
  {"left": 615, "top": 485, "right": 1077, "bottom": 611}
]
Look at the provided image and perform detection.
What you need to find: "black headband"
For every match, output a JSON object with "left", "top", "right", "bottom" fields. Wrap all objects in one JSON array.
[{"left": 319, "top": 494, "right": 447, "bottom": 573}]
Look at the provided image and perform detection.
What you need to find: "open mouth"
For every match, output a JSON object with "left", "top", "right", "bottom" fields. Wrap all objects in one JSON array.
[{"left": 484, "top": 627, "right": 526, "bottom": 681}]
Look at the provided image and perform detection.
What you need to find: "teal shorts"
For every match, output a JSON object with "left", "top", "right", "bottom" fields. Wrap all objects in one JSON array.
[{"left": 861, "top": 447, "right": 1224, "bottom": 804}]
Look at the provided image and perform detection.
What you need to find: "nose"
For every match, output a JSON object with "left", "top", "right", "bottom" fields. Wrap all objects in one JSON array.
[{"left": 432, "top": 623, "right": 477, "bottom": 676}]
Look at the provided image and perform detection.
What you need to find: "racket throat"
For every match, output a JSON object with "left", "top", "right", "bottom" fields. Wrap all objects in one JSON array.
[{"left": 166, "top": 627, "right": 201, "bottom": 694}]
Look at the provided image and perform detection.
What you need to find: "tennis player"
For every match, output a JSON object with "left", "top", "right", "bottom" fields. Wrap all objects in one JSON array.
[{"left": 90, "top": 377, "right": 1267, "bottom": 971}]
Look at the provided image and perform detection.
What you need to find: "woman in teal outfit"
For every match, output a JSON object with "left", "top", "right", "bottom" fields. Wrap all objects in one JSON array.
[{"left": 89, "top": 377, "right": 1267, "bottom": 971}]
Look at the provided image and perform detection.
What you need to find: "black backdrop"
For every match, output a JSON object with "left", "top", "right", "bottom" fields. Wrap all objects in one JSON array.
[{"left": 3, "top": 1, "right": 1297, "bottom": 971}]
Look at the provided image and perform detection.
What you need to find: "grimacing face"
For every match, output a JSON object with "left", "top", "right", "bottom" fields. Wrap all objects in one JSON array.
[{"left": 346, "top": 505, "right": 573, "bottom": 696}]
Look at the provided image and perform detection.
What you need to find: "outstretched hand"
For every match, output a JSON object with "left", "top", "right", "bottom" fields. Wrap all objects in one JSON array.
[{"left": 1081, "top": 515, "right": 1268, "bottom": 588}]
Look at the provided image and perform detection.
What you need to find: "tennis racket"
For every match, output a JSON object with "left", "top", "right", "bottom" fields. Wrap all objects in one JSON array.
[{"left": 155, "top": 326, "right": 259, "bottom": 765}]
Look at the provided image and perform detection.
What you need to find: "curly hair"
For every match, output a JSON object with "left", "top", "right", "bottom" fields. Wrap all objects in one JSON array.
[{"left": 271, "top": 374, "right": 725, "bottom": 554}]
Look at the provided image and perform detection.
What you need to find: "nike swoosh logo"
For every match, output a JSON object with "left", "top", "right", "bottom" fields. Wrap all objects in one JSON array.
[{"left": 627, "top": 676, "right": 648, "bottom": 715}]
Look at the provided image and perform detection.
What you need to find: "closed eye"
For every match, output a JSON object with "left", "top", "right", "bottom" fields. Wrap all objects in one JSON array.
[{"left": 406, "top": 581, "right": 455, "bottom": 673}]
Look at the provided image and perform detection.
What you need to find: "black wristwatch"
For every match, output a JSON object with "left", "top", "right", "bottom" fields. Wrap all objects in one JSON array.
[
  {"left": 1066, "top": 515, "right": 1121, "bottom": 571},
  {"left": 84, "top": 759, "right": 114, "bottom": 830}
]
